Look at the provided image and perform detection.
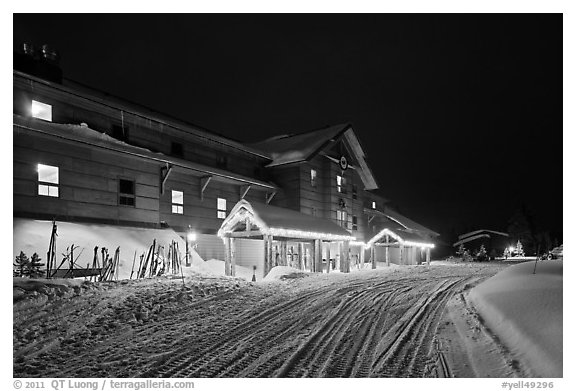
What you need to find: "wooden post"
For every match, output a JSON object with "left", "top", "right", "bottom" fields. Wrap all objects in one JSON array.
[
  {"left": 298, "top": 242, "right": 304, "bottom": 270},
  {"left": 326, "top": 242, "right": 331, "bottom": 274},
  {"left": 224, "top": 237, "right": 231, "bottom": 276},
  {"left": 385, "top": 235, "right": 390, "bottom": 267},
  {"left": 400, "top": 244, "right": 405, "bottom": 265},
  {"left": 340, "top": 241, "right": 350, "bottom": 273},
  {"left": 426, "top": 247, "right": 431, "bottom": 265},
  {"left": 263, "top": 235, "right": 270, "bottom": 276},
  {"left": 360, "top": 246, "right": 365, "bottom": 269},
  {"left": 315, "top": 240, "right": 323, "bottom": 273},
  {"left": 310, "top": 240, "right": 316, "bottom": 272},
  {"left": 280, "top": 241, "right": 287, "bottom": 266},
  {"left": 371, "top": 246, "right": 376, "bottom": 269},
  {"left": 230, "top": 238, "right": 236, "bottom": 277}
]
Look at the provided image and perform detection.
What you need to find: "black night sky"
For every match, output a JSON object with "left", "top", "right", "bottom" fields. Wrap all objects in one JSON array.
[{"left": 13, "top": 14, "right": 563, "bottom": 246}]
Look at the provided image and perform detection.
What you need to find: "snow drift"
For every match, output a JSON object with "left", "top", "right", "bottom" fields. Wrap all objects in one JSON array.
[
  {"left": 469, "top": 260, "right": 562, "bottom": 377},
  {"left": 13, "top": 218, "right": 209, "bottom": 280}
]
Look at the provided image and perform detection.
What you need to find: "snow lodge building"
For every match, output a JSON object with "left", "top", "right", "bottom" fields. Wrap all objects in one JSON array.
[{"left": 13, "top": 54, "right": 438, "bottom": 280}]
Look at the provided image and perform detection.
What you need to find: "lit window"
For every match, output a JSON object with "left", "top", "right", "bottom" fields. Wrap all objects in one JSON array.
[
  {"left": 337, "top": 175, "right": 347, "bottom": 193},
  {"left": 118, "top": 179, "right": 135, "bottom": 206},
  {"left": 172, "top": 190, "right": 184, "bottom": 214},
  {"left": 352, "top": 215, "right": 358, "bottom": 231},
  {"left": 372, "top": 201, "right": 376, "bottom": 209},
  {"left": 336, "top": 210, "right": 348, "bottom": 228},
  {"left": 31, "top": 100, "right": 52, "bottom": 121},
  {"left": 217, "top": 197, "right": 226, "bottom": 219},
  {"left": 310, "top": 169, "right": 317, "bottom": 187},
  {"left": 37, "top": 164, "right": 59, "bottom": 197}
]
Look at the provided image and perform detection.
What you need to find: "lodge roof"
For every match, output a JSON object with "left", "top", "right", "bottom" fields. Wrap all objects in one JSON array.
[
  {"left": 248, "top": 123, "right": 379, "bottom": 190},
  {"left": 14, "top": 70, "right": 271, "bottom": 160},
  {"left": 366, "top": 226, "right": 435, "bottom": 248},
  {"left": 14, "top": 115, "right": 276, "bottom": 190},
  {"left": 364, "top": 207, "right": 440, "bottom": 237},
  {"left": 218, "top": 199, "right": 355, "bottom": 241}
]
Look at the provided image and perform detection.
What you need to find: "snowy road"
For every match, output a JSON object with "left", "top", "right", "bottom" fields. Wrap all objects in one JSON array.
[{"left": 13, "top": 264, "right": 505, "bottom": 378}]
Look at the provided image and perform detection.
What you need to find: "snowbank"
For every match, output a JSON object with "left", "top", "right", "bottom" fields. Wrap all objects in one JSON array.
[
  {"left": 263, "top": 266, "right": 308, "bottom": 281},
  {"left": 13, "top": 218, "right": 209, "bottom": 280},
  {"left": 198, "top": 259, "right": 257, "bottom": 282},
  {"left": 469, "top": 260, "right": 562, "bottom": 377}
]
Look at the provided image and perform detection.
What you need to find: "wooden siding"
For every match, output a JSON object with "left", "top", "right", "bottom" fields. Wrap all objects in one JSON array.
[
  {"left": 13, "top": 77, "right": 270, "bottom": 181},
  {"left": 14, "top": 129, "right": 160, "bottom": 225}
]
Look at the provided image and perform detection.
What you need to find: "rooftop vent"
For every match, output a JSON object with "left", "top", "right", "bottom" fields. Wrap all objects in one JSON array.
[{"left": 14, "top": 42, "right": 63, "bottom": 83}]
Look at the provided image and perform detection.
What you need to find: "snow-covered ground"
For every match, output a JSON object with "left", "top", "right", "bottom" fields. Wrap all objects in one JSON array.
[
  {"left": 468, "top": 260, "right": 562, "bottom": 377},
  {"left": 14, "top": 263, "right": 510, "bottom": 378}
]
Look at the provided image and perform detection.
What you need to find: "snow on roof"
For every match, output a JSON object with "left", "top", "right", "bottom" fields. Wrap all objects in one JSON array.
[
  {"left": 458, "top": 229, "right": 509, "bottom": 240},
  {"left": 218, "top": 199, "right": 355, "bottom": 241},
  {"left": 365, "top": 206, "right": 439, "bottom": 237},
  {"left": 366, "top": 226, "right": 435, "bottom": 248},
  {"left": 469, "top": 260, "right": 562, "bottom": 377},
  {"left": 15, "top": 70, "right": 269, "bottom": 159},
  {"left": 248, "top": 124, "right": 349, "bottom": 167},
  {"left": 248, "top": 123, "right": 379, "bottom": 190},
  {"left": 14, "top": 115, "right": 275, "bottom": 190},
  {"left": 453, "top": 233, "right": 492, "bottom": 247}
]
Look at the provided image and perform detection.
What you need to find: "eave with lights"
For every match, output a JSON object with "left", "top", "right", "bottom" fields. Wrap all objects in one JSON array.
[{"left": 218, "top": 199, "right": 357, "bottom": 276}]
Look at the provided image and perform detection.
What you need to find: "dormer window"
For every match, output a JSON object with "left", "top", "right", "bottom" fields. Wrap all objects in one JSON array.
[
  {"left": 310, "top": 169, "right": 317, "bottom": 187},
  {"left": 31, "top": 100, "right": 52, "bottom": 121},
  {"left": 372, "top": 201, "right": 376, "bottom": 209},
  {"left": 336, "top": 175, "right": 347, "bottom": 194}
]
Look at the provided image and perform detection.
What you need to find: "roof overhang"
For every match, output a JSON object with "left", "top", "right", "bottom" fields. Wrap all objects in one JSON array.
[
  {"left": 363, "top": 207, "right": 440, "bottom": 237},
  {"left": 457, "top": 229, "right": 509, "bottom": 241},
  {"left": 366, "top": 228, "right": 435, "bottom": 249},
  {"left": 14, "top": 115, "right": 276, "bottom": 191},
  {"left": 218, "top": 199, "right": 355, "bottom": 242}
]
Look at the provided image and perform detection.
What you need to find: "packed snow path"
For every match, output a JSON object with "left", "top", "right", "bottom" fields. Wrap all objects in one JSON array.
[{"left": 13, "top": 264, "right": 505, "bottom": 378}]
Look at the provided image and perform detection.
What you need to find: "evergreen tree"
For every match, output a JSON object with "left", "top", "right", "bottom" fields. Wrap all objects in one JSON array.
[
  {"left": 456, "top": 244, "right": 466, "bottom": 257},
  {"left": 516, "top": 240, "right": 525, "bottom": 257},
  {"left": 476, "top": 244, "right": 488, "bottom": 262},
  {"left": 13, "top": 251, "right": 29, "bottom": 277},
  {"left": 503, "top": 247, "right": 510, "bottom": 259},
  {"left": 28, "top": 253, "right": 45, "bottom": 278}
]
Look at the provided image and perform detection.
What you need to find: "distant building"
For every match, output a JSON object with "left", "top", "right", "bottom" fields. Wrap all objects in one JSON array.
[
  {"left": 453, "top": 230, "right": 510, "bottom": 259},
  {"left": 13, "top": 47, "right": 438, "bottom": 278}
]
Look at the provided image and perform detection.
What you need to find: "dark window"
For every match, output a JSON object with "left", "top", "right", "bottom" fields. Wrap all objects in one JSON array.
[
  {"left": 217, "top": 155, "right": 228, "bottom": 169},
  {"left": 118, "top": 179, "right": 135, "bottom": 206},
  {"left": 352, "top": 215, "right": 358, "bottom": 231},
  {"left": 171, "top": 142, "right": 184, "bottom": 158},
  {"left": 111, "top": 124, "right": 129, "bottom": 142},
  {"left": 352, "top": 184, "right": 358, "bottom": 200}
]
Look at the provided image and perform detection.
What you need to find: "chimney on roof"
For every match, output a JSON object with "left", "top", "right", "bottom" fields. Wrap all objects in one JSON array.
[{"left": 14, "top": 42, "right": 63, "bottom": 83}]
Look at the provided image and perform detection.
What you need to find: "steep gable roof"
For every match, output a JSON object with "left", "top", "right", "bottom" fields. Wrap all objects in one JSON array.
[{"left": 248, "top": 123, "right": 378, "bottom": 190}]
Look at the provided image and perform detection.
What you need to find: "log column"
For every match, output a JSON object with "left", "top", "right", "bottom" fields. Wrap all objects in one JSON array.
[
  {"left": 399, "top": 244, "right": 405, "bottom": 265},
  {"left": 280, "top": 241, "right": 287, "bottom": 266},
  {"left": 371, "top": 246, "right": 376, "bottom": 269},
  {"left": 359, "top": 246, "right": 365, "bottom": 269},
  {"left": 314, "top": 239, "right": 323, "bottom": 273},
  {"left": 230, "top": 238, "right": 236, "bottom": 277},
  {"left": 385, "top": 235, "right": 390, "bottom": 267},
  {"left": 340, "top": 241, "right": 350, "bottom": 273},
  {"left": 224, "top": 237, "right": 231, "bottom": 276},
  {"left": 426, "top": 247, "right": 431, "bottom": 266},
  {"left": 298, "top": 242, "right": 304, "bottom": 270}
]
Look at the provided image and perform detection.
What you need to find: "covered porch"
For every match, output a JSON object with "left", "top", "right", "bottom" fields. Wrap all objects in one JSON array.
[
  {"left": 366, "top": 227, "right": 435, "bottom": 266},
  {"left": 217, "top": 199, "right": 356, "bottom": 278}
]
